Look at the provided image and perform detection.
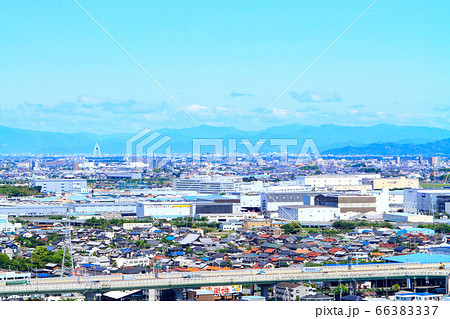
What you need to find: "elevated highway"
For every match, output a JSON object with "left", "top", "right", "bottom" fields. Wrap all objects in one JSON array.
[{"left": 0, "top": 262, "right": 448, "bottom": 297}]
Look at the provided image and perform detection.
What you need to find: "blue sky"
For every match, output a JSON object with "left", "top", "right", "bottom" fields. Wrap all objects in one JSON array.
[{"left": 1, "top": 0, "right": 449, "bottom": 134}]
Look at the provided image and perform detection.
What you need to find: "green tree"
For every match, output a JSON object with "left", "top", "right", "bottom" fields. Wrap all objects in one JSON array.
[
  {"left": 0, "top": 253, "right": 12, "bottom": 269},
  {"left": 31, "top": 246, "right": 50, "bottom": 268},
  {"left": 391, "top": 284, "right": 400, "bottom": 292},
  {"left": 334, "top": 284, "right": 349, "bottom": 295}
]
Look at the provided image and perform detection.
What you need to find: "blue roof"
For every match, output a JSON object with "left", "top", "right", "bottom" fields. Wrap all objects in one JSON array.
[
  {"left": 382, "top": 253, "right": 450, "bottom": 264},
  {"left": 396, "top": 228, "right": 435, "bottom": 236},
  {"left": 81, "top": 263, "right": 99, "bottom": 267},
  {"left": 165, "top": 236, "right": 175, "bottom": 241},
  {"left": 183, "top": 195, "right": 231, "bottom": 201},
  {"left": 90, "top": 266, "right": 106, "bottom": 271},
  {"left": 146, "top": 198, "right": 182, "bottom": 202},
  {"left": 31, "top": 196, "right": 61, "bottom": 202},
  {"left": 67, "top": 195, "right": 89, "bottom": 201},
  {"left": 397, "top": 292, "right": 439, "bottom": 296}
]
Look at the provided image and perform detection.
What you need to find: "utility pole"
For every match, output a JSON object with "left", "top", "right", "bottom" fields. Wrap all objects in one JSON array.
[{"left": 61, "top": 210, "right": 75, "bottom": 277}]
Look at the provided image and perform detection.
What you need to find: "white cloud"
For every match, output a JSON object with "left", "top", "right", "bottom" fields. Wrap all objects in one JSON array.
[
  {"left": 2, "top": 95, "right": 449, "bottom": 133},
  {"left": 290, "top": 90, "right": 342, "bottom": 103}
]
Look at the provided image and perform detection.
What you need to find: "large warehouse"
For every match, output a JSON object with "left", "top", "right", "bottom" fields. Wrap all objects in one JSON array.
[{"left": 278, "top": 205, "right": 339, "bottom": 222}]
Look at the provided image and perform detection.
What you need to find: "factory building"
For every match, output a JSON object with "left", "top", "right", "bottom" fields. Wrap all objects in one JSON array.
[
  {"left": 314, "top": 194, "right": 377, "bottom": 214},
  {"left": 136, "top": 202, "right": 193, "bottom": 219},
  {"left": 261, "top": 192, "right": 304, "bottom": 217},
  {"left": 0, "top": 205, "right": 68, "bottom": 217},
  {"left": 278, "top": 205, "right": 339, "bottom": 222},
  {"left": 173, "top": 178, "right": 236, "bottom": 194},
  {"left": 105, "top": 172, "right": 142, "bottom": 179},
  {"left": 403, "top": 189, "right": 450, "bottom": 214},
  {"left": 383, "top": 212, "right": 433, "bottom": 223},
  {"left": 68, "top": 203, "right": 137, "bottom": 217},
  {"left": 30, "top": 179, "right": 88, "bottom": 194},
  {"left": 363, "top": 176, "right": 419, "bottom": 190},
  {"left": 296, "top": 175, "right": 363, "bottom": 190}
]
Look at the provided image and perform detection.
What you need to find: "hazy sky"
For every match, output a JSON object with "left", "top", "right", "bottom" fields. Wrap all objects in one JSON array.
[{"left": 1, "top": 0, "right": 449, "bottom": 134}]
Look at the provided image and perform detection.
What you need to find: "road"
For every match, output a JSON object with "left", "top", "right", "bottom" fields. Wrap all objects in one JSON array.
[{"left": 0, "top": 262, "right": 448, "bottom": 297}]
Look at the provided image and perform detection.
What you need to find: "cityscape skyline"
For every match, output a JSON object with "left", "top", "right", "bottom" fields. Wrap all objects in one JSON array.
[{"left": 2, "top": 1, "right": 450, "bottom": 307}]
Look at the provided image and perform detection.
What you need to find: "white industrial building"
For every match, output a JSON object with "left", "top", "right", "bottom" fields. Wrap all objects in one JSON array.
[
  {"left": 0, "top": 205, "right": 68, "bottom": 217},
  {"left": 115, "top": 256, "right": 150, "bottom": 268},
  {"left": 296, "top": 175, "right": 362, "bottom": 189},
  {"left": 0, "top": 215, "right": 22, "bottom": 233},
  {"left": 383, "top": 212, "right": 433, "bottom": 223},
  {"left": 30, "top": 179, "right": 88, "bottom": 194},
  {"left": 196, "top": 211, "right": 257, "bottom": 223},
  {"left": 68, "top": 203, "right": 137, "bottom": 216},
  {"left": 367, "top": 189, "right": 390, "bottom": 214},
  {"left": 136, "top": 202, "right": 193, "bottom": 219},
  {"left": 403, "top": 189, "right": 450, "bottom": 214},
  {"left": 239, "top": 194, "right": 262, "bottom": 212},
  {"left": 105, "top": 172, "right": 142, "bottom": 179},
  {"left": 261, "top": 192, "right": 304, "bottom": 215},
  {"left": 173, "top": 178, "right": 236, "bottom": 194},
  {"left": 278, "top": 205, "right": 339, "bottom": 222}
]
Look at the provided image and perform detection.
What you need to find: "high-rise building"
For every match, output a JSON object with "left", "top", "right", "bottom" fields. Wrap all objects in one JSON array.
[
  {"left": 429, "top": 156, "right": 440, "bottom": 166},
  {"left": 31, "top": 160, "right": 40, "bottom": 171}
]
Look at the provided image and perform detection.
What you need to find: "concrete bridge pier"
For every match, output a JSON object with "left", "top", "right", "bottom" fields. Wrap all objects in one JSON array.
[
  {"left": 349, "top": 282, "right": 357, "bottom": 295},
  {"left": 250, "top": 284, "right": 255, "bottom": 295},
  {"left": 84, "top": 292, "right": 101, "bottom": 301},
  {"left": 172, "top": 288, "right": 185, "bottom": 301},
  {"left": 259, "top": 284, "right": 272, "bottom": 300},
  {"left": 146, "top": 289, "right": 158, "bottom": 301}
]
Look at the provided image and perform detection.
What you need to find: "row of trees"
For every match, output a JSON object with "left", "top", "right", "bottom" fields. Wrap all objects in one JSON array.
[
  {"left": 84, "top": 217, "right": 154, "bottom": 229},
  {"left": 280, "top": 220, "right": 394, "bottom": 235},
  {"left": 0, "top": 246, "right": 72, "bottom": 271},
  {"left": 0, "top": 185, "right": 41, "bottom": 197},
  {"left": 332, "top": 220, "right": 394, "bottom": 230},
  {"left": 171, "top": 217, "right": 220, "bottom": 230},
  {"left": 418, "top": 223, "right": 450, "bottom": 234}
]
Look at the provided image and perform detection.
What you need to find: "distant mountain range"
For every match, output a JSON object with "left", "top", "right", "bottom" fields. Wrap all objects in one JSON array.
[
  {"left": 325, "top": 138, "right": 450, "bottom": 156},
  {"left": 1, "top": 124, "right": 450, "bottom": 155}
]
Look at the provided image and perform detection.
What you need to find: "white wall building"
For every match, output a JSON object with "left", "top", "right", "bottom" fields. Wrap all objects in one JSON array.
[
  {"left": 196, "top": 211, "right": 257, "bottom": 223},
  {"left": 383, "top": 212, "right": 433, "bottom": 223},
  {"left": 274, "top": 283, "right": 316, "bottom": 301},
  {"left": 0, "top": 205, "right": 68, "bottom": 217},
  {"left": 115, "top": 256, "right": 150, "bottom": 268},
  {"left": 136, "top": 202, "right": 192, "bottom": 219},
  {"left": 261, "top": 192, "right": 304, "bottom": 214},
  {"left": 0, "top": 215, "right": 21, "bottom": 233},
  {"left": 296, "top": 175, "right": 363, "bottom": 189},
  {"left": 173, "top": 177, "right": 237, "bottom": 194},
  {"left": 239, "top": 194, "right": 262, "bottom": 211},
  {"left": 278, "top": 205, "right": 339, "bottom": 222},
  {"left": 30, "top": 179, "right": 87, "bottom": 194},
  {"left": 367, "top": 188, "right": 390, "bottom": 214},
  {"left": 403, "top": 189, "right": 450, "bottom": 214},
  {"left": 68, "top": 203, "right": 136, "bottom": 216}
]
